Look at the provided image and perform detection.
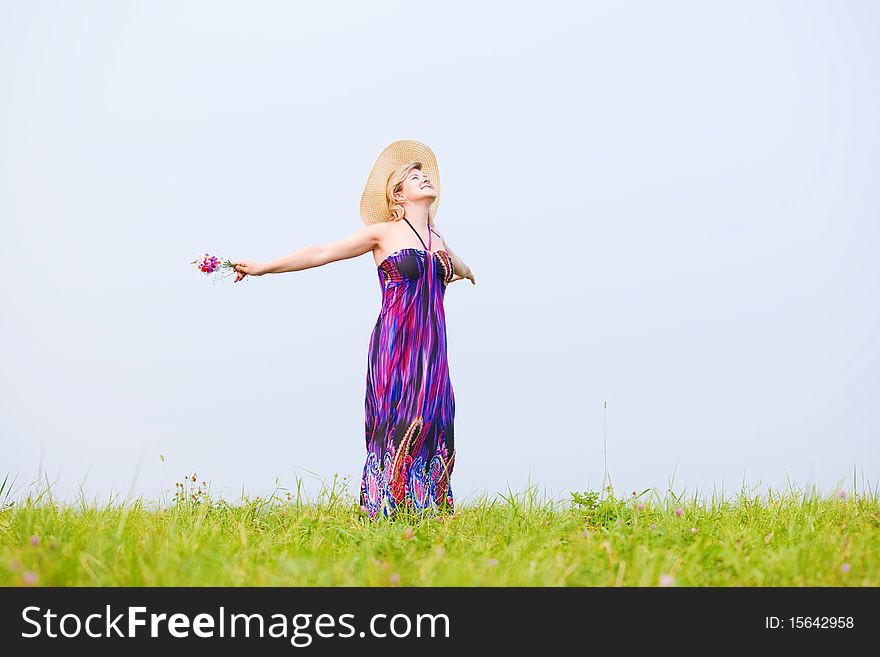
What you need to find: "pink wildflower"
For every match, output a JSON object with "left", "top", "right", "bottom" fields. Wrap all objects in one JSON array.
[{"left": 659, "top": 574, "right": 675, "bottom": 587}]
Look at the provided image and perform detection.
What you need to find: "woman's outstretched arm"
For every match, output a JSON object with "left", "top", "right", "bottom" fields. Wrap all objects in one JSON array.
[
  {"left": 233, "top": 224, "right": 383, "bottom": 282},
  {"left": 439, "top": 234, "right": 476, "bottom": 285}
]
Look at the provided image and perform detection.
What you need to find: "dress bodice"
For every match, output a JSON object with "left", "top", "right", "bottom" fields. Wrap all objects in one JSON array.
[{"left": 377, "top": 248, "right": 455, "bottom": 289}]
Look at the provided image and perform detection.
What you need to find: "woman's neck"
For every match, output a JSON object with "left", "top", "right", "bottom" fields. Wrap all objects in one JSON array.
[{"left": 402, "top": 213, "right": 430, "bottom": 233}]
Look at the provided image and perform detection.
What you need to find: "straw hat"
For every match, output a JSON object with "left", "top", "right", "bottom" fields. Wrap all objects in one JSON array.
[{"left": 360, "top": 140, "right": 441, "bottom": 226}]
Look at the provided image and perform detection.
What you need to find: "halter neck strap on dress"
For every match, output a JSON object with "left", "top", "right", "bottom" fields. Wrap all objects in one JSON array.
[{"left": 402, "top": 217, "right": 431, "bottom": 251}]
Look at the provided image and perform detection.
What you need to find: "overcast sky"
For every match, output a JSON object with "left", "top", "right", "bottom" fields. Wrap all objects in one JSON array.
[{"left": 1, "top": 1, "right": 877, "bottom": 507}]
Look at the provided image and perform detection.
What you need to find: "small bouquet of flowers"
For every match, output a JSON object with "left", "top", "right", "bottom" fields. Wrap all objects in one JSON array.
[{"left": 190, "top": 252, "right": 241, "bottom": 284}]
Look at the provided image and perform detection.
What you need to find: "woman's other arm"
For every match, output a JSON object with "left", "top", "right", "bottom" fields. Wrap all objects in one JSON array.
[
  {"left": 439, "top": 234, "right": 476, "bottom": 285},
  {"left": 234, "top": 224, "right": 383, "bottom": 282}
]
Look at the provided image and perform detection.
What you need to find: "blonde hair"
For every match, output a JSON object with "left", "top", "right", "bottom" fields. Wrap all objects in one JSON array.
[{"left": 385, "top": 160, "right": 435, "bottom": 227}]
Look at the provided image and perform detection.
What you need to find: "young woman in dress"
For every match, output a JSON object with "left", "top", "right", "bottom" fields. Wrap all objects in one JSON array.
[{"left": 233, "top": 140, "right": 475, "bottom": 520}]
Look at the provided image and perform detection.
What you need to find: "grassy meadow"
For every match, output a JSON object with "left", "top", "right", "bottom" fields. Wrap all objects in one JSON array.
[{"left": 1, "top": 472, "right": 878, "bottom": 587}]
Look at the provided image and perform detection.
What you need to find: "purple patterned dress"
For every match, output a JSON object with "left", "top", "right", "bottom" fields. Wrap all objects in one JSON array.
[{"left": 361, "top": 218, "right": 457, "bottom": 520}]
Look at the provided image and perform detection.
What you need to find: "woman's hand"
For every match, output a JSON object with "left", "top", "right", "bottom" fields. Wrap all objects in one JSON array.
[
  {"left": 451, "top": 269, "right": 476, "bottom": 285},
  {"left": 233, "top": 260, "right": 264, "bottom": 283}
]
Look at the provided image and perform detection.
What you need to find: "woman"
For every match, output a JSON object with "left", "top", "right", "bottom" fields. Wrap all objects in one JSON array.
[{"left": 233, "top": 140, "right": 476, "bottom": 521}]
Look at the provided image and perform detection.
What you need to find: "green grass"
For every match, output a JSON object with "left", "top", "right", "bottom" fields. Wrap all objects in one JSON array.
[{"left": 1, "top": 472, "right": 878, "bottom": 586}]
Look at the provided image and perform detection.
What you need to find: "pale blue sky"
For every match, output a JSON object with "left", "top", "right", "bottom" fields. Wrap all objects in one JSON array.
[{"left": 1, "top": 1, "right": 877, "bottom": 506}]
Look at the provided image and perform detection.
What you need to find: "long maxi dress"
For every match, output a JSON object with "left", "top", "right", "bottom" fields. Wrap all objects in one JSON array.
[{"left": 361, "top": 217, "right": 457, "bottom": 520}]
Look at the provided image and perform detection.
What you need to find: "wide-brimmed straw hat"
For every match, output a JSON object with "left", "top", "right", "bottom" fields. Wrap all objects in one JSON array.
[{"left": 360, "top": 140, "right": 440, "bottom": 226}]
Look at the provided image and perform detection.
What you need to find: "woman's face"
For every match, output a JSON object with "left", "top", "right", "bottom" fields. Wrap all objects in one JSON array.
[{"left": 395, "top": 168, "right": 437, "bottom": 204}]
